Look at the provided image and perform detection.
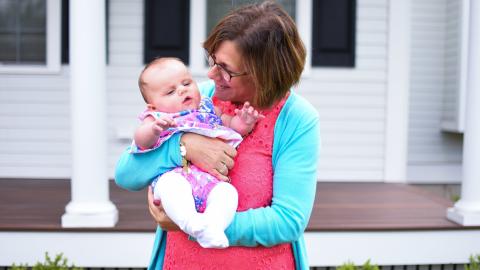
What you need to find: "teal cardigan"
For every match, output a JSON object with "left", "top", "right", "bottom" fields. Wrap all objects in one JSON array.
[{"left": 115, "top": 80, "right": 320, "bottom": 270}]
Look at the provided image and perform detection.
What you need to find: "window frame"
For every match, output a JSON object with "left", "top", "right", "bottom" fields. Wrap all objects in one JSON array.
[
  {"left": 143, "top": 0, "right": 190, "bottom": 65},
  {"left": 311, "top": 0, "right": 356, "bottom": 68},
  {"left": 152, "top": 0, "right": 358, "bottom": 76},
  {"left": 189, "top": 0, "right": 304, "bottom": 76},
  {"left": 0, "top": 0, "right": 61, "bottom": 74}
]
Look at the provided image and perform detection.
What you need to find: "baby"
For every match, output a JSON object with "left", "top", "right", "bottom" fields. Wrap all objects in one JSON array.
[{"left": 130, "top": 57, "right": 262, "bottom": 248}]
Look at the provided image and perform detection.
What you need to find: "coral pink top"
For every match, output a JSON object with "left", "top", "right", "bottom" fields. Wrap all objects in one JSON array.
[{"left": 162, "top": 94, "right": 295, "bottom": 269}]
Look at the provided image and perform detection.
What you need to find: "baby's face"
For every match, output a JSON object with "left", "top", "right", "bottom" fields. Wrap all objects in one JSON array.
[{"left": 143, "top": 60, "right": 201, "bottom": 113}]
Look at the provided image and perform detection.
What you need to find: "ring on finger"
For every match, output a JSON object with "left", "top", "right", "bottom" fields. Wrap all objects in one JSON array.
[
  {"left": 219, "top": 162, "right": 228, "bottom": 174},
  {"left": 217, "top": 167, "right": 227, "bottom": 175}
]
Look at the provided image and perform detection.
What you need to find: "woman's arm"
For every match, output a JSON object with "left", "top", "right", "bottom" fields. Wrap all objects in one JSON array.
[
  {"left": 115, "top": 132, "right": 236, "bottom": 190},
  {"left": 115, "top": 133, "right": 183, "bottom": 191},
  {"left": 225, "top": 94, "right": 320, "bottom": 247},
  {"left": 181, "top": 134, "right": 236, "bottom": 181}
]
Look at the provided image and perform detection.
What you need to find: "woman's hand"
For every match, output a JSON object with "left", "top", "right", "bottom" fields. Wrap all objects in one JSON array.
[
  {"left": 147, "top": 186, "right": 180, "bottom": 231},
  {"left": 181, "top": 133, "right": 237, "bottom": 181}
]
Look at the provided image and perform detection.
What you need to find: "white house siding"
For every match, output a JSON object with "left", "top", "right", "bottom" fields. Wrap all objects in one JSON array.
[
  {"left": 297, "top": 0, "right": 388, "bottom": 181},
  {"left": 2, "top": 0, "right": 462, "bottom": 183},
  {"left": 0, "top": 0, "right": 146, "bottom": 179},
  {"left": 442, "top": 0, "right": 462, "bottom": 130},
  {"left": 0, "top": 70, "right": 71, "bottom": 178},
  {"left": 107, "top": 0, "right": 391, "bottom": 182},
  {"left": 407, "top": 0, "right": 463, "bottom": 183},
  {"left": 0, "top": 0, "right": 389, "bottom": 181},
  {"left": 106, "top": 0, "right": 145, "bottom": 176}
]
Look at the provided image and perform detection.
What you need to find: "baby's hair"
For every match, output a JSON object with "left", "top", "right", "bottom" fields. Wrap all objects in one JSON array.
[{"left": 138, "top": 57, "right": 184, "bottom": 103}]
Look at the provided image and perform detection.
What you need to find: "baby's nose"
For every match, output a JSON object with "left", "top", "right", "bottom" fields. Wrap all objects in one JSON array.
[{"left": 178, "top": 87, "right": 187, "bottom": 95}]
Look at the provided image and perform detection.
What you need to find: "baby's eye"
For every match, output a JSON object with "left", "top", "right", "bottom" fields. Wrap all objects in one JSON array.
[
  {"left": 167, "top": 89, "right": 175, "bottom": 95},
  {"left": 183, "top": 81, "right": 191, "bottom": 86}
]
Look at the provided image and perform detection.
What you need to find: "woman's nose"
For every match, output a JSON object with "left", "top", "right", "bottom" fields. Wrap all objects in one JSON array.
[{"left": 207, "top": 65, "right": 220, "bottom": 81}]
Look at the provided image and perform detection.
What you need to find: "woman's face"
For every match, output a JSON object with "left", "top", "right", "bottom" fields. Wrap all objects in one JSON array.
[{"left": 207, "top": 40, "right": 256, "bottom": 105}]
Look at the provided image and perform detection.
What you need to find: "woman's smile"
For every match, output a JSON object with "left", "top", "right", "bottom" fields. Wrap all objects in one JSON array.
[{"left": 215, "top": 83, "right": 229, "bottom": 92}]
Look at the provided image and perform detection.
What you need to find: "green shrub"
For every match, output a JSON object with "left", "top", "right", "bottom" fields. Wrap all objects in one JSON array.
[
  {"left": 10, "top": 263, "right": 28, "bottom": 270},
  {"left": 451, "top": 194, "right": 461, "bottom": 203},
  {"left": 10, "top": 252, "right": 83, "bottom": 270},
  {"left": 465, "top": 254, "right": 480, "bottom": 270},
  {"left": 337, "top": 260, "right": 379, "bottom": 270},
  {"left": 337, "top": 261, "right": 357, "bottom": 270},
  {"left": 361, "top": 259, "right": 380, "bottom": 270}
]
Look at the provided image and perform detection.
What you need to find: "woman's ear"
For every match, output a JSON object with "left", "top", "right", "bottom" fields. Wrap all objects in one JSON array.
[{"left": 147, "top": 104, "right": 156, "bottom": 110}]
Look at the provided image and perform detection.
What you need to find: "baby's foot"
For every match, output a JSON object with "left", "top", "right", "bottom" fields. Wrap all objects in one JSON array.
[
  {"left": 196, "top": 225, "right": 229, "bottom": 249},
  {"left": 183, "top": 214, "right": 207, "bottom": 238}
]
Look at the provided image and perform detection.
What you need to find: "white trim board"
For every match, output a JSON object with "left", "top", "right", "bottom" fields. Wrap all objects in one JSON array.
[
  {"left": 0, "top": 232, "right": 155, "bottom": 267},
  {"left": 188, "top": 0, "right": 207, "bottom": 75},
  {"left": 1, "top": 230, "right": 479, "bottom": 267},
  {"left": 305, "top": 230, "right": 480, "bottom": 266},
  {"left": 440, "top": 0, "right": 469, "bottom": 133},
  {"left": 407, "top": 164, "right": 462, "bottom": 184}
]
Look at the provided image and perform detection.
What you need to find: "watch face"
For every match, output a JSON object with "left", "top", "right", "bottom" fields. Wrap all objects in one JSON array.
[{"left": 180, "top": 143, "right": 187, "bottom": 156}]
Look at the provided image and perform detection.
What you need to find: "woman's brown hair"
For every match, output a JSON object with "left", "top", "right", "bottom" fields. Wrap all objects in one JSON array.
[{"left": 203, "top": 1, "right": 306, "bottom": 108}]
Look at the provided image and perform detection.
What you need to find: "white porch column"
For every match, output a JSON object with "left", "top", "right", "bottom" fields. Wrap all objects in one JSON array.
[
  {"left": 447, "top": 0, "right": 480, "bottom": 226},
  {"left": 62, "top": 0, "right": 118, "bottom": 227},
  {"left": 384, "top": 0, "right": 411, "bottom": 183}
]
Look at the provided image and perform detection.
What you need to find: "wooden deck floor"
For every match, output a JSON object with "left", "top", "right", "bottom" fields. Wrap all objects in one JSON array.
[{"left": 0, "top": 179, "right": 464, "bottom": 232}]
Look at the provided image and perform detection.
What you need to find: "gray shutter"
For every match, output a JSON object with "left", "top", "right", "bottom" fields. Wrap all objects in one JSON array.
[
  {"left": 312, "top": 0, "right": 356, "bottom": 67},
  {"left": 144, "top": 0, "right": 190, "bottom": 64}
]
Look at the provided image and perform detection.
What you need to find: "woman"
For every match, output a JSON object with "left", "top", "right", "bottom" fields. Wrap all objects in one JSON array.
[{"left": 115, "top": 1, "right": 320, "bottom": 269}]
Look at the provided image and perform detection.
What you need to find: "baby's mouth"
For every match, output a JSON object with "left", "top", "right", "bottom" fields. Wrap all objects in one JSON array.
[{"left": 183, "top": 96, "right": 192, "bottom": 104}]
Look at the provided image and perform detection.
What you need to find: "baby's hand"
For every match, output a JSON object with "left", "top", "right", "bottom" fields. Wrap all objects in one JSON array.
[
  {"left": 151, "top": 115, "right": 176, "bottom": 135},
  {"left": 234, "top": 102, "right": 264, "bottom": 125}
]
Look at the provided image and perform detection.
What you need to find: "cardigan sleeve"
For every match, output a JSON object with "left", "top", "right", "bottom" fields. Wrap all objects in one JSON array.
[
  {"left": 225, "top": 93, "right": 320, "bottom": 246},
  {"left": 114, "top": 80, "right": 216, "bottom": 191},
  {"left": 115, "top": 134, "right": 183, "bottom": 191}
]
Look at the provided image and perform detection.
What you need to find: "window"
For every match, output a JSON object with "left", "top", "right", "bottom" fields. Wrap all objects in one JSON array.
[
  {"left": 0, "top": 0, "right": 46, "bottom": 64},
  {"left": 206, "top": 0, "right": 295, "bottom": 35},
  {"left": 0, "top": 0, "right": 60, "bottom": 73},
  {"left": 311, "top": 0, "right": 356, "bottom": 67},
  {"left": 144, "top": 0, "right": 190, "bottom": 64},
  {"left": 146, "top": 0, "right": 356, "bottom": 73}
]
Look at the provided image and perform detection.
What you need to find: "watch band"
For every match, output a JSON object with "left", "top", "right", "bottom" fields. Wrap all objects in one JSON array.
[{"left": 180, "top": 142, "right": 189, "bottom": 173}]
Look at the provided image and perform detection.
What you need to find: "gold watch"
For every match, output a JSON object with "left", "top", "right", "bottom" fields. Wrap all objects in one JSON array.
[{"left": 180, "top": 142, "right": 189, "bottom": 172}]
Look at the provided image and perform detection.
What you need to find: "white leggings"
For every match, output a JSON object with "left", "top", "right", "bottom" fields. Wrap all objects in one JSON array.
[{"left": 153, "top": 170, "right": 238, "bottom": 248}]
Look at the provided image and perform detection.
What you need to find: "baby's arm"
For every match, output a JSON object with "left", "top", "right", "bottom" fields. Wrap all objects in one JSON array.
[
  {"left": 134, "top": 115, "right": 176, "bottom": 149},
  {"left": 218, "top": 102, "right": 264, "bottom": 136}
]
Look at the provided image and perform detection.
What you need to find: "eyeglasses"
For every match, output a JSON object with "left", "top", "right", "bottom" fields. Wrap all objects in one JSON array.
[{"left": 206, "top": 54, "right": 248, "bottom": 82}]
